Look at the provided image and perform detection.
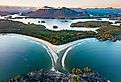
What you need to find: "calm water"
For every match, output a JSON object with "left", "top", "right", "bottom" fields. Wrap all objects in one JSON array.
[
  {"left": 1, "top": 35, "right": 121, "bottom": 82},
  {"left": 9, "top": 17, "right": 119, "bottom": 31},
  {"left": 10, "top": 18, "right": 112, "bottom": 31},
  {"left": 65, "top": 38, "right": 121, "bottom": 82},
  {"left": 0, "top": 35, "right": 52, "bottom": 81}
]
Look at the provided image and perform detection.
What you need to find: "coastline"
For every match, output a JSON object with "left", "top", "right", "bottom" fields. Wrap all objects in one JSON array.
[
  {"left": 7, "top": 33, "right": 91, "bottom": 53},
  {"left": 2, "top": 33, "right": 93, "bottom": 70},
  {"left": 1, "top": 33, "right": 119, "bottom": 82}
]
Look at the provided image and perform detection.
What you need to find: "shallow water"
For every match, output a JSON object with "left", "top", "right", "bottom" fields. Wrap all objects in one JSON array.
[
  {"left": 65, "top": 38, "right": 121, "bottom": 82},
  {"left": 1, "top": 34, "right": 121, "bottom": 82}
]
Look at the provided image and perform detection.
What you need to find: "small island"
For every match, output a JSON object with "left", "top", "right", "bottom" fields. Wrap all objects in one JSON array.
[
  {"left": 0, "top": 19, "right": 121, "bottom": 45},
  {"left": 41, "top": 20, "right": 46, "bottom": 23},
  {"left": 53, "top": 25, "right": 58, "bottom": 29},
  {"left": 61, "top": 20, "right": 68, "bottom": 22},
  {"left": 115, "top": 21, "right": 121, "bottom": 24},
  {"left": 70, "top": 21, "right": 112, "bottom": 28},
  {"left": 0, "top": 19, "right": 96, "bottom": 45}
]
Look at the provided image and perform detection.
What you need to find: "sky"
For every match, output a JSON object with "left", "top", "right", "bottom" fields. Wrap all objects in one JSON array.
[{"left": 0, "top": 0, "right": 121, "bottom": 8}]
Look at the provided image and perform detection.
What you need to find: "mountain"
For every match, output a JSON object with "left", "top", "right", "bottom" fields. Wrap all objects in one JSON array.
[
  {"left": 86, "top": 8, "right": 121, "bottom": 17},
  {"left": 0, "top": 6, "right": 38, "bottom": 15},
  {"left": 70, "top": 8, "right": 86, "bottom": 13},
  {"left": 24, "top": 7, "right": 89, "bottom": 18},
  {"left": 0, "top": 11, "right": 12, "bottom": 16}
]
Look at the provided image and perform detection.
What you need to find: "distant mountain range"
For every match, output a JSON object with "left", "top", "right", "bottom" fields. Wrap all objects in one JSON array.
[
  {"left": 0, "top": 11, "right": 11, "bottom": 16},
  {"left": 0, "top": 6, "right": 121, "bottom": 18},
  {"left": 86, "top": 8, "right": 121, "bottom": 17},
  {"left": 0, "top": 6, "right": 38, "bottom": 15},
  {"left": 24, "top": 7, "right": 89, "bottom": 18}
]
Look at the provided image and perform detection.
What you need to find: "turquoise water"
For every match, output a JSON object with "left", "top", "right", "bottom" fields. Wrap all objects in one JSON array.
[
  {"left": 0, "top": 35, "right": 52, "bottom": 81},
  {"left": 65, "top": 38, "right": 121, "bottom": 82},
  {"left": 1, "top": 35, "right": 121, "bottom": 82}
]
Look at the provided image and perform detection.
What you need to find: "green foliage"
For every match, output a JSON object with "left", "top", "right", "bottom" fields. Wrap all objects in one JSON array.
[
  {"left": 53, "top": 25, "right": 58, "bottom": 29},
  {"left": 72, "top": 68, "right": 82, "bottom": 75},
  {"left": 6, "top": 75, "right": 21, "bottom": 82},
  {"left": 0, "top": 19, "right": 121, "bottom": 44},
  {"left": 96, "top": 25, "right": 121, "bottom": 41},
  {"left": 83, "top": 67, "right": 92, "bottom": 74},
  {"left": 70, "top": 21, "right": 111, "bottom": 28},
  {"left": 0, "top": 19, "right": 96, "bottom": 45}
]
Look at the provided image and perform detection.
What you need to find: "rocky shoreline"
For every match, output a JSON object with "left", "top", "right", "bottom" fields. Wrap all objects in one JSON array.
[{"left": 6, "top": 68, "right": 110, "bottom": 82}]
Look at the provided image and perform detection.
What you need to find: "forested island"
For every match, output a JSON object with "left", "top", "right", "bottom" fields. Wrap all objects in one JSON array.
[
  {"left": 0, "top": 19, "right": 96, "bottom": 45},
  {"left": 70, "top": 21, "right": 112, "bottom": 28},
  {"left": 70, "top": 21, "right": 121, "bottom": 41},
  {"left": 0, "top": 19, "right": 121, "bottom": 45},
  {"left": 96, "top": 23, "right": 121, "bottom": 41},
  {"left": 0, "top": 19, "right": 115, "bottom": 82}
]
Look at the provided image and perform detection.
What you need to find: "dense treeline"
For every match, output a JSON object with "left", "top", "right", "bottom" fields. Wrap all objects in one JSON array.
[
  {"left": 96, "top": 25, "right": 121, "bottom": 41},
  {"left": 0, "top": 19, "right": 121, "bottom": 45},
  {"left": 70, "top": 21, "right": 112, "bottom": 28},
  {"left": 70, "top": 20, "right": 121, "bottom": 41},
  {"left": 0, "top": 19, "right": 96, "bottom": 45}
]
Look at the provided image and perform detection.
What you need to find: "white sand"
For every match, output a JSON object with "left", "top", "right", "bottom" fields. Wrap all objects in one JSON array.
[{"left": 7, "top": 34, "right": 91, "bottom": 69}]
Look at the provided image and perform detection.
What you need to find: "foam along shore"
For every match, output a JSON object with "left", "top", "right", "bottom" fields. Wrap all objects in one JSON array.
[
  {"left": 6, "top": 34, "right": 92, "bottom": 70},
  {"left": 61, "top": 38, "right": 95, "bottom": 69},
  {"left": 7, "top": 34, "right": 58, "bottom": 69}
]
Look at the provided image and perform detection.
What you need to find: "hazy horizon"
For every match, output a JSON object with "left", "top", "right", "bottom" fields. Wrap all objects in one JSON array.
[{"left": 0, "top": 0, "right": 121, "bottom": 8}]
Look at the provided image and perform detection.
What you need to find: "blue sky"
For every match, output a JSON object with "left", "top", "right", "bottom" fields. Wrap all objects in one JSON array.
[{"left": 0, "top": 0, "right": 120, "bottom": 8}]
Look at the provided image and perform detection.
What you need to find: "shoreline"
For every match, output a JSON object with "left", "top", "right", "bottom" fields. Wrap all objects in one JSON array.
[
  {"left": 1, "top": 33, "right": 93, "bottom": 70},
  {"left": 7, "top": 33, "right": 92, "bottom": 53},
  {"left": 61, "top": 38, "right": 95, "bottom": 69},
  {"left": 0, "top": 33, "right": 118, "bottom": 82}
]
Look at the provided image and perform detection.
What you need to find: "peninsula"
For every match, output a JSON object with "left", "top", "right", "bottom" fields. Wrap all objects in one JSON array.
[
  {"left": 0, "top": 19, "right": 120, "bottom": 82},
  {"left": 0, "top": 19, "right": 121, "bottom": 45},
  {"left": 0, "top": 0, "right": 121, "bottom": 81}
]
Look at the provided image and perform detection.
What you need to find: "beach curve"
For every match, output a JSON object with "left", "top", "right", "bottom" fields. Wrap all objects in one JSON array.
[{"left": 6, "top": 34, "right": 92, "bottom": 70}]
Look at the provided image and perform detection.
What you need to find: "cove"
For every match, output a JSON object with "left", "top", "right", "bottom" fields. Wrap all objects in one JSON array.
[
  {"left": 65, "top": 38, "right": 121, "bottom": 82},
  {"left": 1, "top": 34, "right": 121, "bottom": 82},
  {"left": 0, "top": 35, "right": 52, "bottom": 81}
]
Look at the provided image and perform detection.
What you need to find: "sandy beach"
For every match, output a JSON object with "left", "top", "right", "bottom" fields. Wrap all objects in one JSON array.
[{"left": 6, "top": 34, "right": 90, "bottom": 70}]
